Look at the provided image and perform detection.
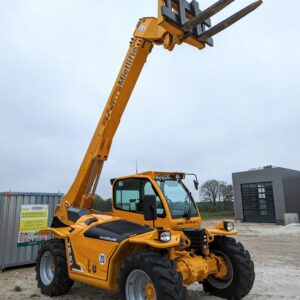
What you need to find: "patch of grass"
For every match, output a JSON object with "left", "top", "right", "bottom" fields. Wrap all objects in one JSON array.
[
  {"left": 30, "top": 294, "right": 40, "bottom": 298},
  {"left": 13, "top": 285, "right": 22, "bottom": 292},
  {"left": 200, "top": 210, "right": 234, "bottom": 220}
]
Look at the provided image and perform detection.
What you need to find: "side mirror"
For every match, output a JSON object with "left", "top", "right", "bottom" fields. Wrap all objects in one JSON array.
[
  {"left": 143, "top": 195, "right": 157, "bottom": 221},
  {"left": 194, "top": 179, "right": 199, "bottom": 190}
]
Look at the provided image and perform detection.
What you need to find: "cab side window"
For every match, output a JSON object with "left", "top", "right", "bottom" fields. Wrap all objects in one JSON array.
[
  {"left": 115, "top": 179, "right": 143, "bottom": 212},
  {"left": 114, "top": 179, "right": 165, "bottom": 217}
]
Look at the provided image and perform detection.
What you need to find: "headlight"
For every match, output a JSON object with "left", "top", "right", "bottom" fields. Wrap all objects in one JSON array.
[
  {"left": 159, "top": 231, "right": 171, "bottom": 242},
  {"left": 224, "top": 221, "right": 234, "bottom": 231}
]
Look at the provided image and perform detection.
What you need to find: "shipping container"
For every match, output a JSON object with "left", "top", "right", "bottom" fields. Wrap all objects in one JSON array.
[{"left": 0, "top": 192, "right": 62, "bottom": 272}]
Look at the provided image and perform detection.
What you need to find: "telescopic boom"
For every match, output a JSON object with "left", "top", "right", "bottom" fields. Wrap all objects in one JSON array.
[{"left": 55, "top": 0, "right": 262, "bottom": 225}]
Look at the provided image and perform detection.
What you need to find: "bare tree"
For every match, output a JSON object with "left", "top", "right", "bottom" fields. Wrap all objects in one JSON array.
[
  {"left": 201, "top": 180, "right": 234, "bottom": 209},
  {"left": 201, "top": 180, "right": 220, "bottom": 208},
  {"left": 219, "top": 182, "right": 234, "bottom": 203}
]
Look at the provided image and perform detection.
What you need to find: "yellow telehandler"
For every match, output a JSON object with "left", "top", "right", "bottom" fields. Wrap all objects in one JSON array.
[{"left": 36, "top": 1, "right": 263, "bottom": 299}]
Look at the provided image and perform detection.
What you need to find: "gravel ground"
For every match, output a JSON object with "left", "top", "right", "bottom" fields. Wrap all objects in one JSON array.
[{"left": 1, "top": 221, "right": 300, "bottom": 300}]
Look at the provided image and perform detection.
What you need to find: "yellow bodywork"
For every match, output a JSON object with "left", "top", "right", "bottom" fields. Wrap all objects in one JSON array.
[
  {"left": 42, "top": 167, "right": 237, "bottom": 291},
  {"left": 42, "top": 212, "right": 234, "bottom": 291}
]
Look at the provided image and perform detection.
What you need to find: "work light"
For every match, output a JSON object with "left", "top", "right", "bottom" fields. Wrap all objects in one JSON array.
[
  {"left": 224, "top": 221, "right": 235, "bottom": 231},
  {"left": 159, "top": 231, "right": 171, "bottom": 242}
]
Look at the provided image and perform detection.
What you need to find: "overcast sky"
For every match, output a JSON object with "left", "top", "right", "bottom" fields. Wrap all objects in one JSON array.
[{"left": 0, "top": 0, "right": 299, "bottom": 199}]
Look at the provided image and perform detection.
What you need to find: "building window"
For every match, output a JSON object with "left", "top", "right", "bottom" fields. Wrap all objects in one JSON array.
[{"left": 257, "top": 184, "right": 267, "bottom": 214}]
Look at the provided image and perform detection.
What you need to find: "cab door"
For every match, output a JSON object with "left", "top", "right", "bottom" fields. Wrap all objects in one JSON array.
[{"left": 112, "top": 178, "right": 168, "bottom": 227}]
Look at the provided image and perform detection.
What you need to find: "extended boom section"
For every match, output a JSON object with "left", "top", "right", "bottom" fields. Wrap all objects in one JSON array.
[{"left": 57, "top": 38, "right": 153, "bottom": 223}]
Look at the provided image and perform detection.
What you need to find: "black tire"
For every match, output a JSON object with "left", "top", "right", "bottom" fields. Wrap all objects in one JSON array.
[
  {"left": 119, "top": 249, "right": 186, "bottom": 300},
  {"left": 203, "top": 236, "right": 255, "bottom": 300},
  {"left": 36, "top": 238, "right": 74, "bottom": 296}
]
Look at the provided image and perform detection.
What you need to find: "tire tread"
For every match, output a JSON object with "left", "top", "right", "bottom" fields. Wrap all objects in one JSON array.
[
  {"left": 203, "top": 236, "right": 255, "bottom": 300},
  {"left": 36, "top": 238, "right": 73, "bottom": 297},
  {"left": 119, "top": 249, "right": 186, "bottom": 300}
]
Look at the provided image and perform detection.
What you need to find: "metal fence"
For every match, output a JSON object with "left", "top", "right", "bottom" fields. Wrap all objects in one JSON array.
[{"left": 0, "top": 192, "right": 62, "bottom": 271}]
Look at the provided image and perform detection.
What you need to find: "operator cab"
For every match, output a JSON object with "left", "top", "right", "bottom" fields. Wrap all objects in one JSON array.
[{"left": 111, "top": 171, "right": 201, "bottom": 230}]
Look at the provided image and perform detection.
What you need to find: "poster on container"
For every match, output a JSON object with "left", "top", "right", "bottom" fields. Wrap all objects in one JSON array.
[{"left": 17, "top": 205, "right": 49, "bottom": 247}]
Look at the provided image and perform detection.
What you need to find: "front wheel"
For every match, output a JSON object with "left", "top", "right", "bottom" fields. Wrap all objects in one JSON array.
[
  {"left": 203, "top": 236, "right": 255, "bottom": 300},
  {"left": 36, "top": 238, "right": 74, "bottom": 296},
  {"left": 119, "top": 249, "right": 186, "bottom": 300}
]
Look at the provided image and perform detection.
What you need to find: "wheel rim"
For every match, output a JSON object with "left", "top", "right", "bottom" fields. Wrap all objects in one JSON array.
[
  {"left": 40, "top": 251, "right": 55, "bottom": 286},
  {"left": 125, "top": 269, "right": 157, "bottom": 300},
  {"left": 207, "top": 250, "right": 234, "bottom": 289}
]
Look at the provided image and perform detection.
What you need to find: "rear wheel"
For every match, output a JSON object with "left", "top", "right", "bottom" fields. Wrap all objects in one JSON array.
[
  {"left": 119, "top": 249, "right": 186, "bottom": 300},
  {"left": 36, "top": 238, "right": 73, "bottom": 296},
  {"left": 203, "top": 236, "right": 255, "bottom": 300}
]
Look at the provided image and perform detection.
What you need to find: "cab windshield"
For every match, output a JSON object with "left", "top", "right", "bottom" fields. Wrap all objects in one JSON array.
[{"left": 155, "top": 178, "right": 198, "bottom": 219}]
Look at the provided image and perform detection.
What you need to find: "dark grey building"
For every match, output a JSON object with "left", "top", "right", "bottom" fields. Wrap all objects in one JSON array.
[{"left": 232, "top": 166, "right": 300, "bottom": 224}]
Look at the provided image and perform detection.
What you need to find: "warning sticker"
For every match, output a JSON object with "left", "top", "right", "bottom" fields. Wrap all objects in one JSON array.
[{"left": 17, "top": 205, "right": 49, "bottom": 247}]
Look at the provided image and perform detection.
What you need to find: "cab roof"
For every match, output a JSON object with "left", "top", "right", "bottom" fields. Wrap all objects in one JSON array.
[{"left": 110, "top": 171, "right": 186, "bottom": 185}]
